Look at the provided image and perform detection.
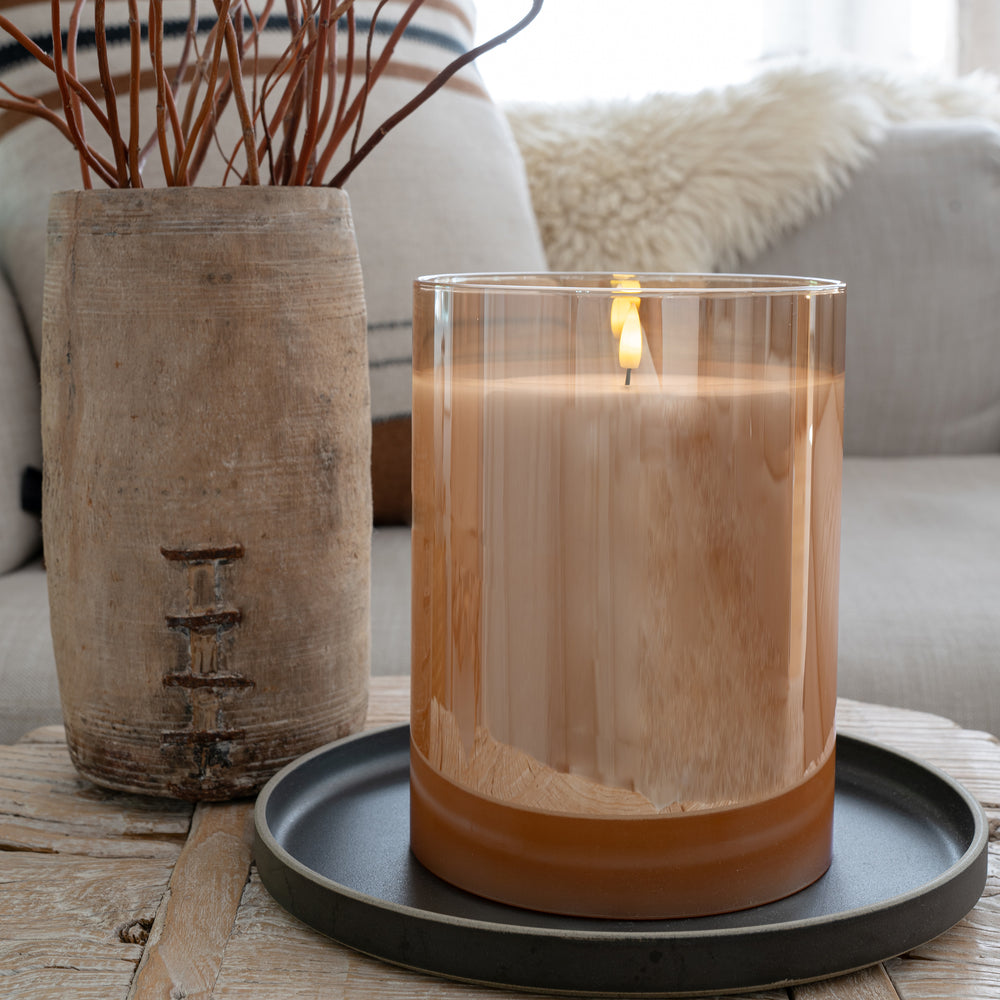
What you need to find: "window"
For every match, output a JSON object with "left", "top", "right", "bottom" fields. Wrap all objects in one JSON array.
[{"left": 473, "top": 0, "right": 964, "bottom": 104}]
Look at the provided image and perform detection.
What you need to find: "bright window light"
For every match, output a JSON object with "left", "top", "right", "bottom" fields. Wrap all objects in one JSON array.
[{"left": 473, "top": 0, "right": 957, "bottom": 105}]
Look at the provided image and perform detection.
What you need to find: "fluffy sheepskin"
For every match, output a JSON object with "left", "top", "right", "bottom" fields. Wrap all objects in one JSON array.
[{"left": 504, "top": 64, "right": 1000, "bottom": 272}]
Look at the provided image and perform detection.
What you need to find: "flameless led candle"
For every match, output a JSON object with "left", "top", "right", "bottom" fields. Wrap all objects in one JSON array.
[{"left": 410, "top": 273, "right": 846, "bottom": 919}]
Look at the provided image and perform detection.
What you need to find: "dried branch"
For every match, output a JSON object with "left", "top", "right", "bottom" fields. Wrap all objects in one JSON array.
[
  {"left": 329, "top": 0, "right": 546, "bottom": 187},
  {"left": 0, "top": 0, "right": 545, "bottom": 188},
  {"left": 0, "top": 93, "right": 119, "bottom": 187},
  {"left": 315, "top": 0, "right": 423, "bottom": 179},
  {"left": 275, "top": 0, "right": 312, "bottom": 183},
  {"left": 178, "top": 0, "right": 209, "bottom": 144},
  {"left": 168, "top": 0, "right": 201, "bottom": 180},
  {"left": 217, "top": 0, "right": 260, "bottom": 185},
  {"left": 243, "top": 0, "right": 278, "bottom": 171},
  {"left": 293, "top": 0, "right": 333, "bottom": 185},
  {"left": 149, "top": 0, "right": 176, "bottom": 184},
  {"left": 254, "top": 13, "right": 313, "bottom": 183},
  {"left": 332, "top": 5, "right": 355, "bottom": 137},
  {"left": 178, "top": 12, "right": 240, "bottom": 185},
  {"left": 67, "top": 0, "right": 92, "bottom": 187},
  {"left": 174, "top": 0, "right": 235, "bottom": 184},
  {"left": 0, "top": 88, "right": 120, "bottom": 185},
  {"left": 94, "top": 0, "right": 129, "bottom": 185},
  {"left": 0, "top": 13, "right": 107, "bottom": 130},
  {"left": 50, "top": 0, "right": 109, "bottom": 188},
  {"left": 126, "top": 0, "right": 143, "bottom": 184},
  {"left": 350, "top": 0, "right": 390, "bottom": 161},
  {"left": 311, "top": 2, "right": 345, "bottom": 172}
]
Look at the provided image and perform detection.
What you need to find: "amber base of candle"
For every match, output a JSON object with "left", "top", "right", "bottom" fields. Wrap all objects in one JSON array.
[{"left": 410, "top": 741, "right": 835, "bottom": 919}]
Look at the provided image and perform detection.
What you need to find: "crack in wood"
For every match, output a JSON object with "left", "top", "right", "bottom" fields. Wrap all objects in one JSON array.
[
  {"left": 160, "top": 730, "right": 246, "bottom": 747},
  {"left": 161, "top": 673, "right": 254, "bottom": 690},
  {"left": 165, "top": 610, "right": 243, "bottom": 633},
  {"left": 0, "top": 840, "right": 57, "bottom": 854},
  {"left": 118, "top": 917, "right": 155, "bottom": 945},
  {"left": 160, "top": 545, "right": 245, "bottom": 563}
]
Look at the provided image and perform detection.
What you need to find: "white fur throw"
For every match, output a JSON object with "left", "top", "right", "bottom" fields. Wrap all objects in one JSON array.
[{"left": 505, "top": 64, "right": 1000, "bottom": 273}]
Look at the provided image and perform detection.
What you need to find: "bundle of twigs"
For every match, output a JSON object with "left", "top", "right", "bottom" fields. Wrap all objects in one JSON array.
[{"left": 0, "top": 0, "right": 542, "bottom": 187}]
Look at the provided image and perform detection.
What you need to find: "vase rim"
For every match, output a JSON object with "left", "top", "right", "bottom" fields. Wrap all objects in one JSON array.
[{"left": 50, "top": 185, "right": 351, "bottom": 203}]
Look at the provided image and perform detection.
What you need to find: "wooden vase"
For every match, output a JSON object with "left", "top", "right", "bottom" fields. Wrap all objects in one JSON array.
[{"left": 40, "top": 187, "right": 372, "bottom": 800}]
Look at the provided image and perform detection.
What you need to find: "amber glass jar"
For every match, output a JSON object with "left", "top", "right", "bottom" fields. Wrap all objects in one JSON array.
[{"left": 410, "top": 273, "right": 845, "bottom": 918}]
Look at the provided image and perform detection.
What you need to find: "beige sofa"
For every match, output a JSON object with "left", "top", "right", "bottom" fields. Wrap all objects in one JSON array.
[
  {"left": 1, "top": 63, "right": 999, "bottom": 742},
  {"left": 369, "top": 109, "right": 1000, "bottom": 739}
]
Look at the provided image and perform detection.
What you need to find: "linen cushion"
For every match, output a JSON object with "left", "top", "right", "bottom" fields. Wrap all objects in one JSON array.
[
  {"left": 0, "top": 0, "right": 546, "bottom": 522},
  {"left": 0, "top": 270, "right": 41, "bottom": 574},
  {"left": 0, "top": 560, "right": 59, "bottom": 743},
  {"left": 837, "top": 455, "right": 1000, "bottom": 736},
  {"left": 371, "top": 524, "right": 411, "bottom": 676},
  {"left": 744, "top": 122, "right": 1000, "bottom": 457}
]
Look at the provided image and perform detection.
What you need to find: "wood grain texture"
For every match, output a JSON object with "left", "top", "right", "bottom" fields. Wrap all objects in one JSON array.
[
  {"left": 0, "top": 740, "right": 191, "bottom": 856},
  {"left": 41, "top": 186, "right": 372, "bottom": 801},
  {"left": 792, "top": 965, "right": 901, "bottom": 998},
  {"left": 0, "top": 734, "right": 191, "bottom": 997},
  {"left": 18, "top": 724, "right": 75, "bottom": 743},
  {"left": 824, "top": 698, "right": 1000, "bottom": 1000},
  {"left": 366, "top": 674, "right": 410, "bottom": 729},
  {"left": 0, "top": 852, "right": 172, "bottom": 999},
  {"left": 837, "top": 698, "right": 1000, "bottom": 806},
  {"left": 2, "top": 679, "right": 997, "bottom": 1000},
  {"left": 127, "top": 801, "right": 255, "bottom": 1000}
]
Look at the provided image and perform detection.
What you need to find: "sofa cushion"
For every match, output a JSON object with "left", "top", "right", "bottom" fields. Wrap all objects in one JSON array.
[
  {"left": 837, "top": 454, "right": 1000, "bottom": 736},
  {"left": 371, "top": 525, "right": 412, "bottom": 677},
  {"left": 0, "top": 559, "right": 58, "bottom": 742},
  {"left": 0, "top": 0, "right": 546, "bottom": 522},
  {"left": 744, "top": 122, "right": 1000, "bottom": 457},
  {"left": 0, "top": 270, "right": 41, "bottom": 574}
]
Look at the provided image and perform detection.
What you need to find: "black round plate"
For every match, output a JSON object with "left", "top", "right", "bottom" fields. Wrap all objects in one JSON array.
[{"left": 254, "top": 725, "right": 988, "bottom": 997}]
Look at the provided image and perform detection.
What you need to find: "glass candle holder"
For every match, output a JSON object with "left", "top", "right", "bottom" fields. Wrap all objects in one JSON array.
[{"left": 410, "top": 273, "right": 846, "bottom": 919}]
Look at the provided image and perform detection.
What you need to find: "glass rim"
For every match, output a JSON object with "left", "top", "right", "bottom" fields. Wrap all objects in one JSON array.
[{"left": 414, "top": 271, "right": 845, "bottom": 296}]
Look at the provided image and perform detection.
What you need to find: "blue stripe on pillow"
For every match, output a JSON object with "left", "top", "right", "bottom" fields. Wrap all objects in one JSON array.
[{"left": 0, "top": 14, "right": 467, "bottom": 73}]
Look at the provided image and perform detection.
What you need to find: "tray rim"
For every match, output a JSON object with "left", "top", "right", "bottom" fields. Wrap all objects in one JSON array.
[{"left": 253, "top": 722, "right": 989, "bottom": 991}]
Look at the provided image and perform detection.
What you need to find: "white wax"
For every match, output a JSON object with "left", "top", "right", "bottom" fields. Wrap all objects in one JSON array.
[{"left": 413, "top": 365, "right": 843, "bottom": 810}]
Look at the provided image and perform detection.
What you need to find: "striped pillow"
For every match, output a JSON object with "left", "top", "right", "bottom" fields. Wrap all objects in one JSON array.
[{"left": 0, "top": 1, "right": 546, "bottom": 522}]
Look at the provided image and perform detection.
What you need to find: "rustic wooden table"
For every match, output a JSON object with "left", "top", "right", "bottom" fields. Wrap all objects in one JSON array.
[{"left": 1, "top": 675, "right": 997, "bottom": 999}]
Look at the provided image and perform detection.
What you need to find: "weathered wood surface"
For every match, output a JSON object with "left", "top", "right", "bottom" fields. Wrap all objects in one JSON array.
[
  {"left": 792, "top": 965, "right": 902, "bottom": 998},
  {"left": 128, "top": 801, "right": 255, "bottom": 1000},
  {"left": 1, "top": 676, "right": 997, "bottom": 999},
  {"left": 0, "top": 737, "right": 191, "bottom": 858},
  {"left": 41, "top": 186, "right": 372, "bottom": 801},
  {"left": 837, "top": 698, "right": 1000, "bottom": 803}
]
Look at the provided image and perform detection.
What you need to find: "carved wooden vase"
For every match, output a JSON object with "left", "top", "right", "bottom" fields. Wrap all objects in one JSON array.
[{"left": 40, "top": 186, "right": 372, "bottom": 800}]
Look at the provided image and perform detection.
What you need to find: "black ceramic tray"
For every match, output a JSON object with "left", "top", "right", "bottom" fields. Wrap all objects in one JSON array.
[{"left": 254, "top": 724, "right": 988, "bottom": 998}]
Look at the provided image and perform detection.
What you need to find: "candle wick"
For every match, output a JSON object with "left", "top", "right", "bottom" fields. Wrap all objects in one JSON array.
[{"left": 624, "top": 368, "right": 632, "bottom": 387}]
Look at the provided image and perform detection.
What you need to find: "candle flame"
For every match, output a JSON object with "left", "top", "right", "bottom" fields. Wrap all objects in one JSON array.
[
  {"left": 610, "top": 277, "right": 641, "bottom": 337},
  {"left": 619, "top": 303, "right": 643, "bottom": 370}
]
